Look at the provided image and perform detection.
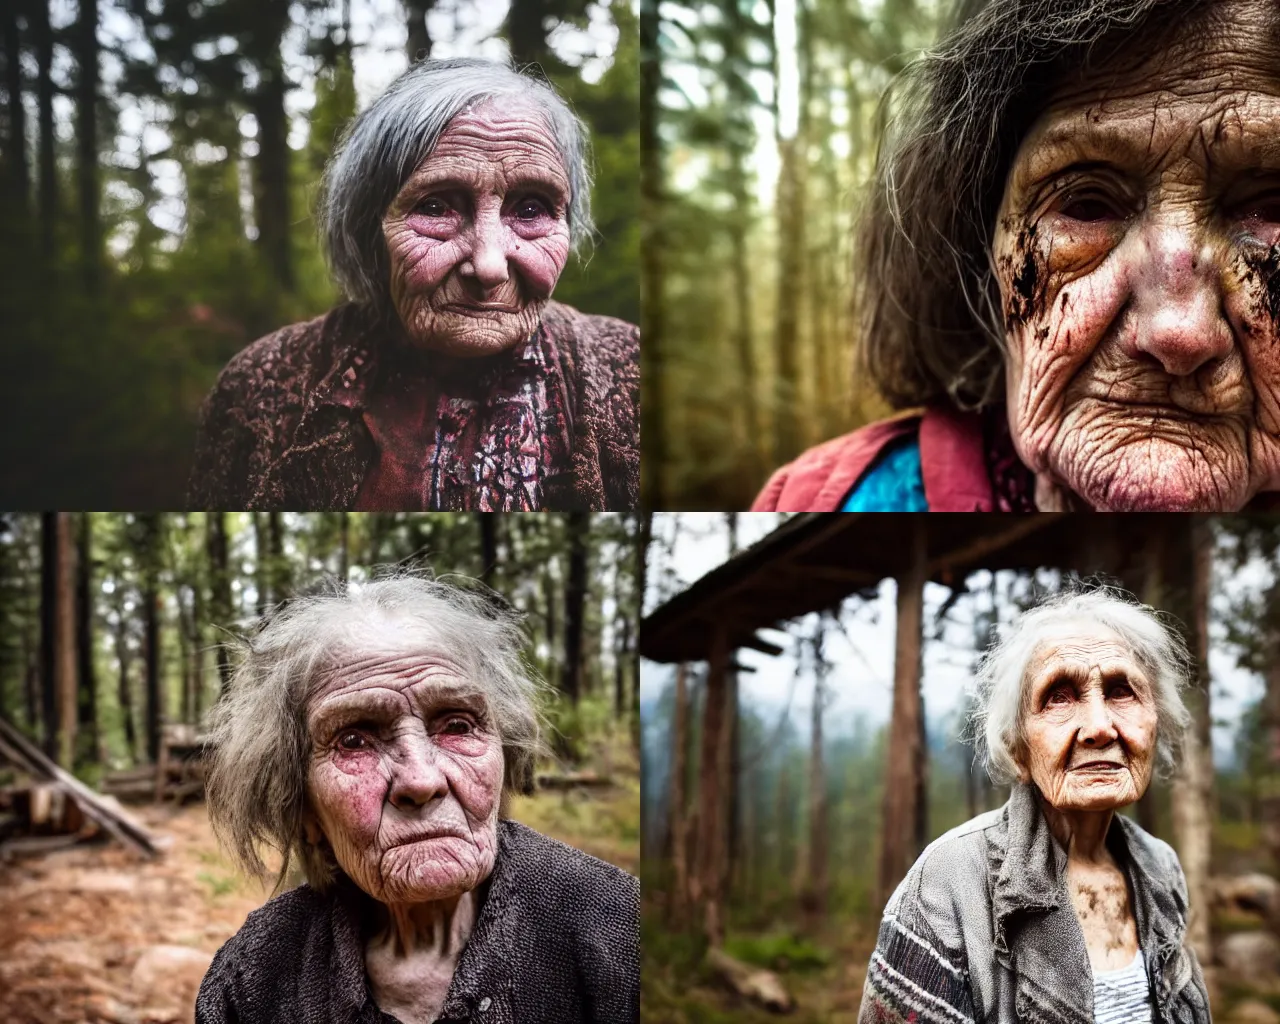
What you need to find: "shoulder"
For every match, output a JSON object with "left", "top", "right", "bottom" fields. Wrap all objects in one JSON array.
[
  {"left": 202, "top": 306, "right": 359, "bottom": 413},
  {"left": 196, "top": 884, "right": 335, "bottom": 1018},
  {"left": 208, "top": 884, "right": 332, "bottom": 972},
  {"left": 884, "top": 808, "right": 1002, "bottom": 945},
  {"left": 751, "top": 411, "right": 924, "bottom": 512},
  {"left": 541, "top": 301, "right": 638, "bottom": 377},
  {"left": 499, "top": 819, "right": 639, "bottom": 915}
]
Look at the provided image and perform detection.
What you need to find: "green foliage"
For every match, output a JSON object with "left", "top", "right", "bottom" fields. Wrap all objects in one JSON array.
[
  {"left": 3, "top": 1, "right": 636, "bottom": 504},
  {"left": 722, "top": 933, "right": 831, "bottom": 973}
]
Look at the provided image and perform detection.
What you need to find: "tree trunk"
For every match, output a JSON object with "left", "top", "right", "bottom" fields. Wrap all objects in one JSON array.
[
  {"left": 54, "top": 514, "right": 77, "bottom": 768},
  {"left": 74, "top": 0, "right": 99, "bottom": 292},
  {"left": 404, "top": 0, "right": 435, "bottom": 61},
  {"left": 803, "top": 617, "right": 828, "bottom": 919},
  {"left": 39, "top": 513, "right": 57, "bottom": 758},
  {"left": 75, "top": 512, "right": 98, "bottom": 763},
  {"left": 561, "top": 512, "right": 589, "bottom": 705},
  {"left": 176, "top": 584, "right": 192, "bottom": 724},
  {"left": 248, "top": 4, "right": 293, "bottom": 292},
  {"left": 615, "top": 615, "right": 629, "bottom": 719},
  {"left": 139, "top": 515, "right": 162, "bottom": 763},
  {"left": 694, "top": 627, "right": 731, "bottom": 946},
  {"left": 338, "top": 511, "right": 350, "bottom": 583},
  {"left": 113, "top": 616, "right": 137, "bottom": 763},
  {"left": 478, "top": 514, "right": 498, "bottom": 586},
  {"left": 878, "top": 516, "right": 927, "bottom": 908},
  {"left": 1169, "top": 517, "right": 1213, "bottom": 963},
  {"left": 33, "top": 0, "right": 55, "bottom": 258},
  {"left": 2, "top": 0, "right": 27, "bottom": 216},
  {"left": 506, "top": 0, "right": 551, "bottom": 68},
  {"left": 206, "top": 512, "right": 233, "bottom": 696},
  {"left": 668, "top": 663, "right": 690, "bottom": 924},
  {"left": 638, "top": 0, "right": 666, "bottom": 508},
  {"left": 268, "top": 511, "right": 288, "bottom": 604},
  {"left": 254, "top": 512, "right": 270, "bottom": 614},
  {"left": 191, "top": 573, "right": 205, "bottom": 722}
]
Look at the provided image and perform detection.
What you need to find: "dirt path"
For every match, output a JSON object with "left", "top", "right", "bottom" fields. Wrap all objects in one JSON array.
[{"left": 1, "top": 776, "right": 639, "bottom": 1024}]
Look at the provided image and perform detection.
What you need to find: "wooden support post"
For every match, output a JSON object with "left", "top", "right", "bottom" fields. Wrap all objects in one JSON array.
[
  {"left": 878, "top": 516, "right": 927, "bottom": 909},
  {"left": 694, "top": 626, "right": 731, "bottom": 946},
  {"left": 669, "top": 664, "right": 690, "bottom": 924}
]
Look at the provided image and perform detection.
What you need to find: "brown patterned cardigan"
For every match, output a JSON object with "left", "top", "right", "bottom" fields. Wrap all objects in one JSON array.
[{"left": 186, "top": 301, "right": 639, "bottom": 510}]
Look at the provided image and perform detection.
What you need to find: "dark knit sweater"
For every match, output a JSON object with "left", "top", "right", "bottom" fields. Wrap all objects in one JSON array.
[
  {"left": 195, "top": 821, "right": 639, "bottom": 1024},
  {"left": 186, "top": 301, "right": 639, "bottom": 511}
]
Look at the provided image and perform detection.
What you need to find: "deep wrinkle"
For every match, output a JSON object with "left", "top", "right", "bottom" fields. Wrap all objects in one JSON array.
[
  {"left": 1017, "top": 623, "right": 1159, "bottom": 972},
  {"left": 380, "top": 99, "right": 573, "bottom": 358},
  {"left": 992, "top": 0, "right": 1280, "bottom": 511}
]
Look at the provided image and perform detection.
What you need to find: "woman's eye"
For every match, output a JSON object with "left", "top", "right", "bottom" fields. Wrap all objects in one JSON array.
[
  {"left": 441, "top": 718, "right": 474, "bottom": 736},
  {"left": 337, "top": 730, "right": 368, "bottom": 751},
  {"left": 418, "top": 197, "right": 449, "bottom": 217},
  {"left": 1059, "top": 192, "right": 1121, "bottom": 223},
  {"left": 1108, "top": 683, "right": 1135, "bottom": 699},
  {"left": 1047, "top": 687, "right": 1073, "bottom": 706},
  {"left": 1239, "top": 197, "right": 1280, "bottom": 226},
  {"left": 515, "top": 198, "right": 548, "bottom": 220}
]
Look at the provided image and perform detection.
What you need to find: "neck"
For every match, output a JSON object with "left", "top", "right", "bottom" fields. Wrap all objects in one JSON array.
[
  {"left": 1036, "top": 792, "right": 1114, "bottom": 864},
  {"left": 370, "top": 889, "right": 480, "bottom": 959}
]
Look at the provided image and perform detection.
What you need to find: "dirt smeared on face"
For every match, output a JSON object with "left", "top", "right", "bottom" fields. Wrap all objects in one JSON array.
[
  {"left": 1239, "top": 243, "right": 1280, "bottom": 328},
  {"left": 1000, "top": 220, "right": 1046, "bottom": 330}
]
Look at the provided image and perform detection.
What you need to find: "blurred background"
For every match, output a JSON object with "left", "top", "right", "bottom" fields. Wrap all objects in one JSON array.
[
  {"left": 640, "top": 0, "right": 940, "bottom": 510},
  {"left": 0, "top": 511, "right": 645, "bottom": 1023},
  {"left": 0, "top": 0, "right": 638, "bottom": 507},
  {"left": 641, "top": 513, "right": 1280, "bottom": 1024}
]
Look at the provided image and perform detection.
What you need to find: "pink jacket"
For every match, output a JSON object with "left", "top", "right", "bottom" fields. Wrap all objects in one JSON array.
[{"left": 751, "top": 406, "right": 1002, "bottom": 512}]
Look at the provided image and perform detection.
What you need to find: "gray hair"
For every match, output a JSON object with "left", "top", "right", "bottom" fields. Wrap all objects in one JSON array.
[
  {"left": 205, "top": 572, "right": 544, "bottom": 892},
  {"left": 319, "top": 57, "right": 594, "bottom": 314},
  {"left": 968, "top": 585, "right": 1193, "bottom": 785},
  {"left": 857, "top": 0, "right": 1221, "bottom": 410}
]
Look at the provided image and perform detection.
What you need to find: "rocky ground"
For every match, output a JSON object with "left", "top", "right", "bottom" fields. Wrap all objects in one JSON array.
[{"left": 0, "top": 768, "right": 639, "bottom": 1024}]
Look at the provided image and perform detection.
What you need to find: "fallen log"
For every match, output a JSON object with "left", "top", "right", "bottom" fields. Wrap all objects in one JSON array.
[
  {"left": 706, "top": 948, "right": 794, "bottom": 1013},
  {"left": 535, "top": 771, "right": 614, "bottom": 790},
  {"left": 0, "top": 714, "right": 158, "bottom": 858}
]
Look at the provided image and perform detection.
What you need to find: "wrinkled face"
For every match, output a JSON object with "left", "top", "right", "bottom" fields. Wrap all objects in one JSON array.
[
  {"left": 1018, "top": 625, "right": 1159, "bottom": 813},
  {"left": 381, "top": 99, "right": 572, "bottom": 357},
  {"left": 993, "top": 0, "right": 1280, "bottom": 510},
  {"left": 304, "top": 651, "right": 504, "bottom": 904}
]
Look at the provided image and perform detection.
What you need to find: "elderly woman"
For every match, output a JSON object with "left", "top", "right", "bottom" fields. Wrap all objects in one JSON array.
[
  {"left": 859, "top": 588, "right": 1209, "bottom": 1024},
  {"left": 188, "top": 58, "right": 638, "bottom": 512},
  {"left": 195, "top": 576, "right": 639, "bottom": 1024},
  {"left": 755, "top": 0, "right": 1280, "bottom": 512}
]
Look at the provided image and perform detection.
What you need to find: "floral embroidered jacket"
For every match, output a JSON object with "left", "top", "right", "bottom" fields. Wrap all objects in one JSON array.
[{"left": 187, "top": 301, "right": 638, "bottom": 511}]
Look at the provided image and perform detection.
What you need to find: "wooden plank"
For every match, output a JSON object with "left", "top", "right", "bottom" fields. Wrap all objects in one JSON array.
[{"left": 0, "top": 714, "right": 158, "bottom": 857}]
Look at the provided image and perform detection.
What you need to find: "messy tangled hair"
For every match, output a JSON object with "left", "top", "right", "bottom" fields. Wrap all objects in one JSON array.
[
  {"left": 968, "top": 584, "right": 1192, "bottom": 786},
  {"left": 318, "top": 57, "right": 594, "bottom": 316},
  {"left": 205, "top": 572, "right": 544, "bottom": 893},
  {"left": 857, "top": 0, "right": 1219, "bottom": 410}
]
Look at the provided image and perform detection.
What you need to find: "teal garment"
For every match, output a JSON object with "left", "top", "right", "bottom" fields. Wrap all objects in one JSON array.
[{"left": 839, "top": 437, "right": 927, "bottom": 511}]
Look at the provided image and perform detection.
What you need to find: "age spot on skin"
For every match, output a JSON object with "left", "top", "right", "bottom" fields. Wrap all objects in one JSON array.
[
  {"left": 1002, "top": 222, "right": 1046, "bottom": 330},
  {"left": 1239, "top": 245, "right": 1280, "bottom": 327}
]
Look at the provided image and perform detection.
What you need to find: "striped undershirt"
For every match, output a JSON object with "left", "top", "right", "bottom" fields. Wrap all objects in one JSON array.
[{"left": 1092, "top": 949, "right": 1153, "bottom": 1024}]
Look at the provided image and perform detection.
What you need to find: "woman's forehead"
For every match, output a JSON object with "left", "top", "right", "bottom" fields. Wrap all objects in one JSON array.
[
  {"left": 1011, "top": 0, "right": 1280, "bottom": 173},
  {"left": 1025, "top": 621, "right": 1137, "bottom": 670},
  {"left": 306, "top": 649, "right": 475, "bottom": 705}
]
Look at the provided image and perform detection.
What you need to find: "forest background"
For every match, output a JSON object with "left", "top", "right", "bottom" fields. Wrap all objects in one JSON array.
[
  {"left": 0, "top": 511, "right": 647, "bottom": 1023},
  {"left": 0, "top": 0, "right": 638, "bottom": 506},
  {"left": 641, "top": 513, "right": 1280, "bottom": 1022},
  {"left": 640, "top": 0, "right": 938, "bottom": 509}
]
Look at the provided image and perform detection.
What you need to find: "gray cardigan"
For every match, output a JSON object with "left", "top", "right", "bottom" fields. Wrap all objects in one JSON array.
[
  {"left": 859, "top": 783, "right": 1210, "bottom": 1024},
  {"left": 195, "top": 820, "right": 639, "bottom": 1024}
]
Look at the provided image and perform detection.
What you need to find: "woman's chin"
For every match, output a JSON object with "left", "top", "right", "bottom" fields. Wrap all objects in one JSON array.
[{"left": 1056, "top": 436, "right": 1250, "bottom": 512}]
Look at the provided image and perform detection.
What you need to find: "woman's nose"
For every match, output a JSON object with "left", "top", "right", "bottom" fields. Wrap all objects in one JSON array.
[
  {"left": 387, "top": 733, "right": 449, "bottom": 809},
  {"left": 1076, "top": 690, "right": 1118, "bottom": 747},
  {"left": 1126, "top": 224, "right": 1232, "bottom": 376},
  {"left": 463, "top": 207, "right": 510, "bottom": 288}
]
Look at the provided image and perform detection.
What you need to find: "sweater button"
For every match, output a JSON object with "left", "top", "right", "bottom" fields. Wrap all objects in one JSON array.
[{"left": 479, "top": 997, "right": 492, "bottom": 1012}]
